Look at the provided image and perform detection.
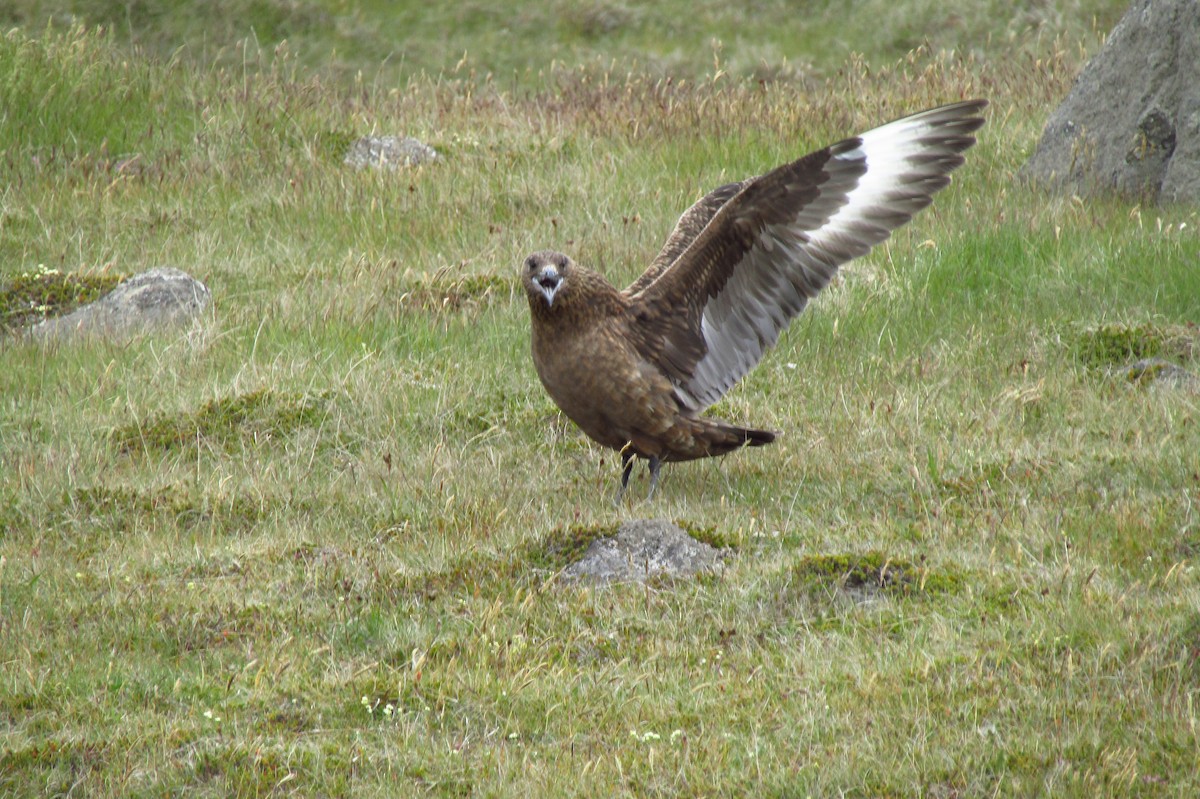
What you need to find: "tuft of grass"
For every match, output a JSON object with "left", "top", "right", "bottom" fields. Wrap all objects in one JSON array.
[
  {"left": 400, "top": 273, "right": 513, "bottom": 314},
  {"left": 110, "top": 388, "right": 330, "bottom": 454},
  {"left": 0, "top": 25, "right": 195, "bottom": 164},
  {"left": 936, "top": 456, "right": 1052, "bottom": 500},
  {"left": 314, "top": 129, "right": 357, "bottom": 163}
]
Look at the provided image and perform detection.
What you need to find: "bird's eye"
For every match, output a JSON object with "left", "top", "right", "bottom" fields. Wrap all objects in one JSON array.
[{"left": 525, "top": 257, "right": 537, "bottom": 271}]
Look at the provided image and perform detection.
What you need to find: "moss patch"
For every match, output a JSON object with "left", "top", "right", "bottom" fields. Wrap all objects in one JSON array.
[
  {"left": 787, "top": 552, "right": 962, "bottom": 600},
  {"left": 674, "top": 519, "right": 737, "bottom": 550},
  {"left": 1125, "top": 359, "right": 1172, "bottom": 385},
  {"left": 0, "top": 740, "right": 113, "bottom": 797},
  {"left": 111, "top": 388, "right": 329, "bottom": 454},
  {"left": 314, "top": 129, "right": 357, "bottom": 163},
  {"left": 397, "top": 523, "right": 642, "bottom": 602},
  {"left": 402, "top": 523, "right": 626, "bottom": 602},
  {"left": 397, "top": 554, "right": 518, "bottom": 603},
  {"left": 522, "top": 523, "right": 619, "bottom": 571},
  {"left": 68, "top": 484, "right": 273, "bottom": 535},
  {"left": 0, "top": 268, "right": 123, "bottom": 333},
  {"left": 1118, "top": 358, "right": 1199, "bottom": 390},
  {"left": 1072, "top": 322, "right": 1197, "bottom": 370},
  {"left": 1074, "top": 323, "right": 1163, "bottom": 368},
  {"left": 445, "top": 387, "right": 535, "bottom": 437}
]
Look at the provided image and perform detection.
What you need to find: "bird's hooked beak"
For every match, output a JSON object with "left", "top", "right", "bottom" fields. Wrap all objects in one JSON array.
[{"left": 533, "top": 264, "right": 562, "bottom": 306}]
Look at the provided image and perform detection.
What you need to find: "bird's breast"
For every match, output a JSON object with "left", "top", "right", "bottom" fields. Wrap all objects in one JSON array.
[{"left": 531, "top": 317, "right": 662, "bottom": 452}]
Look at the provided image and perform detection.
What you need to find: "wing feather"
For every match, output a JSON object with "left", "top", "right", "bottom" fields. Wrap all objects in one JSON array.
[
  {"left": 627, "top": 100, "right": 987, "bottom": 411},
  {"left": 625, "top": 180, "right": 748, "bottom": 295}
]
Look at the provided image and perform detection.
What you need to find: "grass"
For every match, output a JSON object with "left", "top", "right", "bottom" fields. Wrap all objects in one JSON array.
[
  {"left": 2, "top": 5, "right": 1200, "bottom": 797},
  {"left": 108, "top": 387, "right": 332, "bottom": 454},
  {"left": 0, "top": 0, "right": 1129, "bottom": 85}
]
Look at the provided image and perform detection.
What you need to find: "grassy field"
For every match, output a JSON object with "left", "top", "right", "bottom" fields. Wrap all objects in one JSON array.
[
  {"left": 3, "top": 2, "right": 1200, "bottom": 796},
  {"left": 0, "top": 0, "right": 1129, "bottom": 84}
]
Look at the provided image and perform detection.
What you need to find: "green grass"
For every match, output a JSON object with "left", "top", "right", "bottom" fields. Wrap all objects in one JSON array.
[
  {"left": 3, "top": 6, "right": 1200, "bottom": 797},
  {"left": 0, "top": 0, "right": 1129, "bottom": 86}
]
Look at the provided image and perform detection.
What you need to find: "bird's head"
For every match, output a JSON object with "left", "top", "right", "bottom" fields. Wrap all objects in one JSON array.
[{"left": 521, "top": 250, "right": 572, "bottom": 308}]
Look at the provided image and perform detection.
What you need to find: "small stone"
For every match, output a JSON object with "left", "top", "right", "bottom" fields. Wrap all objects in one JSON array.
[
  {"left": 30, "top": 267, "right": 210, "bottom": 341},
  {"left": 560, "top": 518, "right": 726, "bottom": 584},
  {"left": 344, "top": 135, "right": 438, "bottom": 170},
  {"left": 1119, "top": 358, "right": 1200, "bottom": 391}
]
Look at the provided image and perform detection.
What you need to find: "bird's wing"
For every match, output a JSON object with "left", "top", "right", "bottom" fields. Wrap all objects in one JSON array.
[
  {"left": 627, "top": 100, "right": 987, "bottom": 411},
  {"left": 625, "top": 180, "right": 748, "bottom": 295}
]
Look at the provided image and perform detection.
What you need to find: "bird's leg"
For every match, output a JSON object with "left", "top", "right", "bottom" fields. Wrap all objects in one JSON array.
[
  {"left": 645, "top": 456, "right": 662, "bottom": 501},
  {"left": 613, "top": 447, "right": 636, "bottom": 505}
]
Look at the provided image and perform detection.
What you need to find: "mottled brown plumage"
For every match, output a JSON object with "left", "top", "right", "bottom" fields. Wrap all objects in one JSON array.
[{"left": 522, "top": 101, "right": 988, "bottom": 501}]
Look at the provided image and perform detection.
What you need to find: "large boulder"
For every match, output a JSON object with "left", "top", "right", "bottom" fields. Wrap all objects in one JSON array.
[
  {"left": 1021, "top": 0, "right": 1200, "bottom": 203},
  {"left": 31, "top": 267, "right": 210, "bottom": 341}
]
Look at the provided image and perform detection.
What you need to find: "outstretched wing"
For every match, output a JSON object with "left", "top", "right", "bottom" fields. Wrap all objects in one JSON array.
[
  {"left": 627, "top": 100, "right": 987, "bottom": 411},
  {"left": 625, "top": 180, "right": 748, "bottom": 296}
]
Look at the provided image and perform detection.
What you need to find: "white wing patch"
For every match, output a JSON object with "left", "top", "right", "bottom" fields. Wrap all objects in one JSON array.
[{"left": 677, "top": 104, "right": 981, "bottom": 411}]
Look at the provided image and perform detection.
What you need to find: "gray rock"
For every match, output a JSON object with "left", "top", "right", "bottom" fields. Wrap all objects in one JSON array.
[
  {"left": 30, "top": 267, "right": 210, "bottom": 341},
  {"left": 1118, "top": 358, "right": 1200, "bottom": 391},
  {"left": 561, "top": 519, "right": 725, "bottom": 584},
  {"left": 344, "top": 135, "right": 438, "bottom": 170},
  {"left": 1021, "top": 0, "right": 1200, "bottom": 203}
]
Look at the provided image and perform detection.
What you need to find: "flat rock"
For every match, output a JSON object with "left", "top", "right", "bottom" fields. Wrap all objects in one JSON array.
[
  {"left": 1021, "top": 0, "right": 1200, "bottom": 203},
  {"left": 30, "top": 267, "right": 210, "bottom": 341},
  {"left": 561, "top": 519, "right": 725, "bottom": 584},
  {"left": 344, "top": 135, "right": 438, "bottom": 170}
]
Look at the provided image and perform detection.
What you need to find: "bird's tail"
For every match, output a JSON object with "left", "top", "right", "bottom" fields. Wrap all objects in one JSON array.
[
  {"left": 740, "top": 426, "right": 776, "bottom": 447},
  {"left": 677, "top": 418, "right": 776, "bottom": 461}
]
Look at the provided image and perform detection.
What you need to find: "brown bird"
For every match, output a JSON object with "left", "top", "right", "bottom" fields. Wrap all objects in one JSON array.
[{"left": 522, "top": 100, "right": 987, "bottom": 501}]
